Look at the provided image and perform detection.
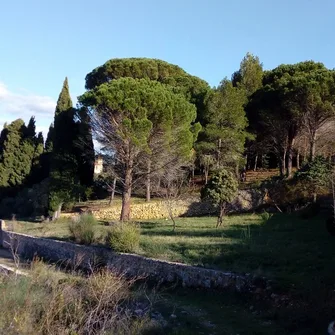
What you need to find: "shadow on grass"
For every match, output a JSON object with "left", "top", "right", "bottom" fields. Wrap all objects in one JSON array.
[
  {"left": 140, "top": 224, "right": 261, "bottom": 238},
  {"left": 141, "top": 214, "right": 335, "bottom": 291},
  {"left": 139, "top": 222, "right": 171, "bottom": 230}
]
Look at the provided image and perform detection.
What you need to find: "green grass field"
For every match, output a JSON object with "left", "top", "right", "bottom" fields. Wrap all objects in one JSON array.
[
  {"left": 12, "top": 213, "right": 335, "bottom": 292},
  {"left": 9, "top": 212, "right": 335, "bottom": 333}
]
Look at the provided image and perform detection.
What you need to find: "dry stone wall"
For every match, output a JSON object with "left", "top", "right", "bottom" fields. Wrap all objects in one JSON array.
[
  {"left": 87, "top": 189, "right": 265, "bottom": 221},
  {"left": 1, "top": 230, "right": 264, "bottom": 292}
]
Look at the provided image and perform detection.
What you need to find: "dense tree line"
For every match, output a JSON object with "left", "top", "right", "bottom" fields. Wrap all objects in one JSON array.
[
  {"left": 0, "top": 55, "right": 334, "bottom": 220},
  {"left": 247, "top": 61, "right": 335, "bottom": 177},
  {"left": 0, "top": 78, "right": 94, "bottom": 218},
  {"left": 0, "top": 117, "right": 44, "bottom": 193}
]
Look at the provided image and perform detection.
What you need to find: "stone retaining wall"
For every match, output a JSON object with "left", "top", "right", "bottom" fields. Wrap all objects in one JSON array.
[
  {"left": 87, "top": 189, "right": 265, "bottom": 221},
  {"left": 1, "top": 230, "right": 262, "bottom": 292}
]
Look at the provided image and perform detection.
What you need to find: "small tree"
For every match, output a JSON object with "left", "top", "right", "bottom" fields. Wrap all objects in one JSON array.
[
  {"left": 201, "top": 169, "right": 238, "bottom": 227},
  {"left": 295, "top": 156, "right": 331, "bottom": 202},
  {"left": 158, "top": 162, "right": 189, "bottom": 232}
]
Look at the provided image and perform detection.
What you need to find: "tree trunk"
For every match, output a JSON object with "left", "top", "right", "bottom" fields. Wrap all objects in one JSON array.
[
  {"left": 109, "top": 178, "right": 117, "bottom": 206},
  {"left": 52, "top": 203, "right": 62, "bottom": 221},
  {"left": 287, "top": 142, "right": 294, "bottom": 178},
  {"left": 303, "top": 138, "right": 308, "bottom": 165},
  {"left": 216, "top": 202, "right": 226, "bottom": 228},
  {"left": 309, "top": 133, "right": 317, "bottom": 161},
  {"left": 297, "top": 151, "right": 300, "bottom": 170},
  {"left": 217, "top": 138, "right": 222, "bottom": 168},
  {"left": 253, "top": 154, "right": 258, "bottom": 171},
  {"left": 279, "top": 151, "right": 286, "bottom": 177},
  {"left": 120, "top": 163, "right": 133, "bottom": 222},
  {"left": 313, "top": 192, "right": 317, "bottom": 203},
  {"left": 146, "top": 160, "right": 151, "bottom": 202},
  {"left": 204, "top": 167, "right": 209, "bottom": 185},
  {"left": 167, "top": 198, "right": 177, "bottom": 232}
]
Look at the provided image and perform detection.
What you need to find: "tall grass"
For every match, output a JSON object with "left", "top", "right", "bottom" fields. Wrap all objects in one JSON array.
[{"left": 0, "top": 260, "right": 152, "bottom": 334}]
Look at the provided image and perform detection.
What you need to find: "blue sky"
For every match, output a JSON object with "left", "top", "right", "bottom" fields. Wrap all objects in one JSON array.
[{"left": 0, "top": 0, "right": 334, "bottom": 136}]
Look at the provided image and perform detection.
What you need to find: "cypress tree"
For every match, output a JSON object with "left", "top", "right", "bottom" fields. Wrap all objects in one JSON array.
[
  {"left": 39, "top": 124, "right": 54, "bottom": 182},
  {"left": 53, "top": 77, "right": 75, "bottom": 152},
  {"left": 49, "top": 78, "right": 76, "bottom": 217},
  {"left": 28, "top": 131, "right": 45, "bottom": 185},
  {"left": 0, "top": 118, "right": 41, "bottom": 195},
  {"left": 49, "top": 77, "right": 95, "bottom": 216},
  {"left": 45, "top": 123, "right": 54, "bottom": 153}
]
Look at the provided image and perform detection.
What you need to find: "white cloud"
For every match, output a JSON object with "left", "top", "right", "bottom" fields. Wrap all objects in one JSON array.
[{"left": 0, "top": 81, "right": 56, "bottom": 139}]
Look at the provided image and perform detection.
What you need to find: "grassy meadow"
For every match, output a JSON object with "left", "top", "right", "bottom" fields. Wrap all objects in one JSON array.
[
  {"left": 4, "top": 212, "right": 335, "bottom": 333},
  {"left": 11, "top": 213, "right": 335, "bottom": 292}
]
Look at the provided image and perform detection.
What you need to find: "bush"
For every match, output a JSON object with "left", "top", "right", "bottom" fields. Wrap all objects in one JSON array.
[
  {"left": 261, "top": 176, "right": 323, "bottom": 212},
  {"left": 106, "top": 223, "right": 140, "bottom": 253},
  {"left": 62, "top": 201, "right": 75, "bottom": 212},
  {"left": 259, "top": 211, "right": 273, "bottom": 224},
  {"left": 84, "top": 186, "right": 94, "bottom": 201},
  {"left": 295, "top": 156, "right": 331, "bottom": 201},
  {"left": 69, "top": 214, "right": 97, "bottom": 245}
]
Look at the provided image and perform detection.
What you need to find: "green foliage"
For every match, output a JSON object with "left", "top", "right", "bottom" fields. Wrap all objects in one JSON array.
[
  {"left": 259, "top": 211, "right": 273, "bottom": 224},
  {"left": 201, "top": 169, "right": 238, "bottom": 206},
  {"left": 49, "top": 78, "right": 77, "bottom": 212},
  {"left": 55, "top": 77, "right": 73, "bottom": 116},
  {"left": 84, "top": 186, "right": 94, "bottom": 200},
  {"left": 294, "top": 156, "right": 331, "bottom": 202},
  {"left": 69, "top": 214, "right": 97, "bottom": 245},
  {"left": 85, "top": 57, "right": 188, "bottom": 88},
  {"left": 62, "top": 201, "right": 75, "bottom": 212},
  {"left": 49, "top": 78, "right": 94, "bottom": 214},
  {"left": 84, "top": 57, "right": 210, "bottom": 93},
  {"left": 84, "top": 57, "right": 211, "bottom": 126},
  {"left": 74, "top": 107, "right": 95, "bottom": 187},
  {"left": 106, "top": 222, "right": 140, "bottom": 253},
  {"left": 44, "top": 123, "right": 54, "bottom": 153},
  {"left": 232, "top": 52, "right": 263, "bottom": 97},
  {"left": 80, "top": 77, "right": 199, "bottom": 220},
  {"left": 247, "top": 61, "right": 335, "bottom": 176},
  {"left": 261, "top": 167, "right": 331, "bottom": 212},
  {"left": 0, "top": 117, "right": 45, "bottom": 195},
  {"left": 82, "top": 58, "right": 207, "bottom": 221},
  {"left": 197, "top": 79, "right": 251, "bottom": 169},
  {"left": 81, "top": 78, "right": 198, "bottom": 155},
  {"left": 0, "top": 179, "right": 49, "bottom": 218},
  {"left": 295, "top": 156, "right": 331, "bottom": 189}
]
